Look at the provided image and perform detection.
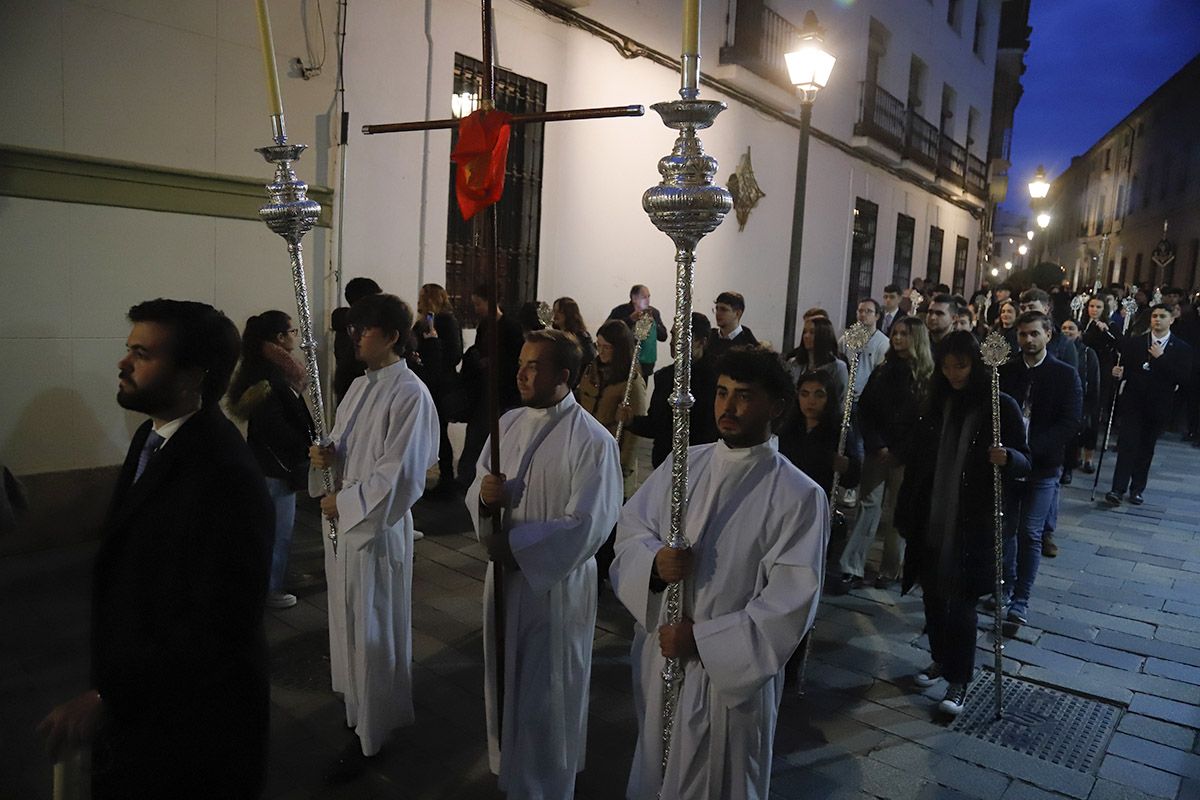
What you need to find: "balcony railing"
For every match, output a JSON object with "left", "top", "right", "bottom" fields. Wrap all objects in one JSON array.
[
  {"left": 719, "top": 0, "right": 796, "bottom": 90},
  {"left": 939, "top": 135, "right": 967, "bottom": 182},
  {"left": 904, "top": 110, "right": 939, "bottom": 171},
  {"left": 966, "top": 154, "right": 987, "bottom": 196},
  {"left": 855, "top": 81, "right": 906, "bottom": 152}
]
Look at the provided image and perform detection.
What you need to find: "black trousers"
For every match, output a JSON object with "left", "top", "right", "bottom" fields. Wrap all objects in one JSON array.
[
  {"left": 1111, "top": 405, "right": 1167, "bottom": 495},
  {"left": 923, "top": 590, "right": 979, "bottom": 685}
]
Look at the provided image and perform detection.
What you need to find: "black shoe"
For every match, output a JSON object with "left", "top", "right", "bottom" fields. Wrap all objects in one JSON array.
[
  {"left": 324, "top": 742, "right": 370, "bottom": 785},
  {"left": 939, "top": 682, "right": 968, "bottom": 716},
  {"left": 1060, "top": 471, "right": 1073, "bottom": 485},
  {"left": 1080, "top": 462, "right": 1096, "bottom": 474},
  {"left": 874, "top": 574, "right": 895, "bottom": 590},
  {"left": 981, "top": 593, "right": 1011, "bottom": 613},
  {"left": 1104, "top": 491, "right": 1122, "bottom": 507},
  {"left": 1129, "top": 492, "right": 1144, "bottom": 506},
  {"left": 1007, "top": 605, "right": 1028, "bottom": 626},
  {"left": 831, "top": 573, "right": 863, "bottom": 595},
  {"left": 1193, "top": 439, "right": 1200, "bottom": 449}
]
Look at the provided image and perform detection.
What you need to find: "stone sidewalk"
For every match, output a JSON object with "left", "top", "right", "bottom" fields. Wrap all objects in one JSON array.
[{"left": 3, "top": 438, "right": 1200, "bottom": 799}]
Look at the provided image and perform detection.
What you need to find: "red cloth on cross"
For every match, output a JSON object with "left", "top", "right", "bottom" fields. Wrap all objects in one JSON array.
[{"left": 450, "top": 109, "right": 513, "bottom": 220}]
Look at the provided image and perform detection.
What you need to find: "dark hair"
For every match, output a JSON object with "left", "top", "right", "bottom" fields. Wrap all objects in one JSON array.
[
  {"left": 930, "top": 330, "right": 991, "bottom": 406},
  {"left": 795, "top": 315, "right": 839, "bottom": 367},
  {"left": 884, "top": 283, "right": 902, "bottom": 295},
  {"left": 348, "top": 293, "right": 413, "bottom": 355},
  {"left": 933, "top": 283, "right": 951, "bottom": 294},
  {"left": 471, "top": 283, "right": 494, "bottom": 303},
  {"left": 1019, "top": 288, "right": 1051, "bottom": 307},
  {"left": 127, "top": 299, "right": 240, "bottom": 407},
  {"left": 714, "top": 291, "right": 745, "bottom": 312},
  {"left": 997, "top": 299, "right": 1018, "bottom": 326},
  {"left": 715, "top": 345, "right": 794, "bottom": 401},
  {"left": 930, "top": 293, "right": 965, "bottom": 316},
  {"left": 517, "top": 301, "right": 544, "bottom": 333},
  {"left": 596, "top": 318, "right": 635, "bottom": 384},
  {"left": 228, "top": 310, "right": 292, "bottom": 403},
  {"left": 996, "top": 283, "right": 1012, "bottom": 292},
  {"left": 690, "top": 311, "right": 712, "bottom": 341},
  {"left": 345, "top": 277, "right": 382, "bottom": 306},
  {"left": 795, "top": 369, "right": 841, "bottom": 429},
  {"left": 524, "top": 329, "right": 583, "bottom": 388},
  {"left": 553, "top": 297, "right": 589, "bottom": 338},
  {"left": 1149, "top": 303, "right": 1174, "bottom": 315},
  {"left": 858, "top": 297, "right": 882, "bottom": 316},
  {"left": 629, "top": 284, "right": 648, "bottom": 299},
  {"left": 1015, "top": 309, "right": 1053, "bottom": 333}
]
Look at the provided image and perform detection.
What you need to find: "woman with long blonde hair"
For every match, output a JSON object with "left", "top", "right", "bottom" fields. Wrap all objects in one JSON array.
[
  {"left": 835, "top": 316, "right": 933, "bottom": 593},
  {"left": 414, "top": 282, "right": 464, "bottom": 495}
]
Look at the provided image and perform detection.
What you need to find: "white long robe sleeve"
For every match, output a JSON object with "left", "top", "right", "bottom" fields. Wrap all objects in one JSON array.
[
  {"left": 466, "top": 392, "right": 622, "bottom": 800},
  {"left": 611, "top": 437, "right": 829, "bottom": 800},
  {"left": 310, "top": 359, "right": 438, "bottom": 756}
]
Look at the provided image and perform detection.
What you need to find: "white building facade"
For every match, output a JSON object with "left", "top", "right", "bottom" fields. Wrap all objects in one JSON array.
[{"left": 0, "top": 0, "right": 1009, "bottom": 550}]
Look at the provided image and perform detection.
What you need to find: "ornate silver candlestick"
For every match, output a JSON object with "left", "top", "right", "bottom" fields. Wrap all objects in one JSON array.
[
  {"left": 642, "top": 96, "right": 731, "bottom": 781},
  {"left": 257, "top": 126, "right": 339, "bottom": 555},
  {"left": 981, "top": 331, "right": 1011, "bottom": 718}
]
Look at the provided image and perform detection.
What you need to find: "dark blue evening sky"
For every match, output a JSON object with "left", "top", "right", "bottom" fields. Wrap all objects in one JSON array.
[{"left": 1003, "top": 0, "right": 1200, "bottom": 214}]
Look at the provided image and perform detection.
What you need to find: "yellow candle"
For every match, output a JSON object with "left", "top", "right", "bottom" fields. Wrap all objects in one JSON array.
[
  {"left": 682, "top": 0, "right": 700, "bottom": 57},
  {"left": 255, "top": 0, "right": 284, "bottom": 118}
]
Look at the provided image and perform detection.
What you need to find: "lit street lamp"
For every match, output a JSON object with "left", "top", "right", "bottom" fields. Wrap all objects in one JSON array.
[
  {"left": 782, "top": 10, "right": 836, "bottom": 353},
  {"left": 1028, "top": 164, "right": 1050, "bottom": 200},
  {"left": 1029, "top": 165, "right": 1052, "bottom": 263}
]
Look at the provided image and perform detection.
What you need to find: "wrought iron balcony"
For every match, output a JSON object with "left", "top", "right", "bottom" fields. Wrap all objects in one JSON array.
[
  {"left": 855, "top": 80, "right": 906, "bottom": 153},
  {"left": 904, "top": 110, "right": 940, "bottom": 172},
  {"left": 719, "top": 0, "right": 798, "bottom": 90}
]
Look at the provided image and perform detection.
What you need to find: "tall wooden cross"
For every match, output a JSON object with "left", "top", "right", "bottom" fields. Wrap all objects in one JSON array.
[{"left": 362, "top": 0, "right": 643, "bottom": 738}]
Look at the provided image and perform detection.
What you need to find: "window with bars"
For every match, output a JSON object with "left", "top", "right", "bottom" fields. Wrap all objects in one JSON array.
[
  {"left": 892, "top": 214, "right": 916, "bottom": 289},
  {"left": 952, "top": 235, "right": 970, "bottom": 295},
  {"left": 927, "top": 226, "right": 945, "bottom": 284},
  {"left": 445, "top": 53, "right": 547, "bottom": 327},
  {"left": 847, "top": 198, "right": 879, "bottom": 326}
]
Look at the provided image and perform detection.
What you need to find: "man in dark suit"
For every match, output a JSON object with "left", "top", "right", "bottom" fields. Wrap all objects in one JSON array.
[
  {"left": 999, "top": 311, "right": 1082, "bottom": 625},
  {"left": 1107, "top": 304, "right": 1195, "bottom": 506},
  {"left": 39, "top": 299, "right": 274, "bottom": 799}
]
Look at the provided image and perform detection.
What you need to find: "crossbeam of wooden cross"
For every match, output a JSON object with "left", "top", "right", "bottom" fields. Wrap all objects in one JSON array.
[{"left": 361, "top": 0, "right": 643, "bottom": 741}]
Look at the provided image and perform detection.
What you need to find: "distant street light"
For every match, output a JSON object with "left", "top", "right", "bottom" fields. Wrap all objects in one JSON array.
[
  {"left": 1018, "top": 244, "right": 1028, "bottom": 256},
  {"left": 1005, "top": 261, "right": 1013, "bottom": 270},
  {"left": 1036, "top": 212, "right": 1051, "bottom": 229},
  {"left": 782, "top": 10, "right": 836, "bottom": 351},
  {"left": 1026, "top": 230, "right": 1035, "bottom": 240}
]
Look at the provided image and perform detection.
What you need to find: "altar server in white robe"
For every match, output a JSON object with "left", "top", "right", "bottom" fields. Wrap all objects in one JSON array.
[
  {"left": 611, "top": 346, "right": 830, "bottom": 800},
  {"left": 468, "top": 328, "right": 622, "bottom": 800},
  {"left": 310, "top": 293, "right": 438, "bottom": 775}
]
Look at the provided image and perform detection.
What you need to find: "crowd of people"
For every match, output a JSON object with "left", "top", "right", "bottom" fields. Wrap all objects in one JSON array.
[{"left": 37, "top": 274, "right": 1200, "bottom": 799}]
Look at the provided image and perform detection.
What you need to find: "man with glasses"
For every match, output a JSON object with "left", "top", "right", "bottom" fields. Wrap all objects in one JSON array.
[{"left": 706, "top": 290, "right": 758, "bottom": 362}]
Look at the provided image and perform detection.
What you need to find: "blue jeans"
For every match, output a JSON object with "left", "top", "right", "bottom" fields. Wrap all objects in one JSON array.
[
  {"left": 1003, "top": 473, "right": 1060, "bottom": 610},
  {"left": 265, "top": 476, "right": 297, "bottom": 593}
]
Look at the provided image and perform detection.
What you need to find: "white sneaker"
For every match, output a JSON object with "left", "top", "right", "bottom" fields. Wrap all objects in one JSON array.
[
  {"left": 839, "top": 487, "right": 858, "bottom": 508},
  {"left": 413, "top": 530, "right": 425, "bottom": 541},
  {"left": 914, "top": 662, "right": 944, "bottom": 688},
  {"left": 266, "top": 592, "right": 297, "bottom": 609}
]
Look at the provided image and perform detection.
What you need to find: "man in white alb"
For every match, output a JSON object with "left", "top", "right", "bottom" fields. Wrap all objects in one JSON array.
[
  {"left": 611, "top": 346, "right": 829, "bottom": 800},
  {"left": 468, "top": 328, "right": 623, "bottom": 799},
  {"left": 309, "top": 293, "right": 439, "bottom": 780}
]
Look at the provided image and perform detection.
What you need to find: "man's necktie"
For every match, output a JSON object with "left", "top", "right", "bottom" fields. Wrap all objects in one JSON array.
[{"left": 134, "top": 430, "right": 165, "bottom": 483}]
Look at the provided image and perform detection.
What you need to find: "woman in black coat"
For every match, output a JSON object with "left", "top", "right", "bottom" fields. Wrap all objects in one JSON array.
[
  {"left": 414, "top": 283, "right": 465, "bottom": 495},
  {"left": 778, "top": 369, "right": 862, "bottom": 498},
  {"left": 895, "top": 331, "right": 1031, "bottom": 717},
  {"left": 1081, "top": 294, "right": 1120, "bottom": 470},
  {"left": 228, "top": 310, "right": 315, "bottom": 609}
]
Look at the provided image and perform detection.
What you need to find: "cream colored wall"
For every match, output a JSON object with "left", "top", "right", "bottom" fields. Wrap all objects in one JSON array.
[
  {"left": 0, "top": 0, "right": 336, "bottom": 475},
  {"left": 1, "top": 0, "right": 989, "bottom": 477}
]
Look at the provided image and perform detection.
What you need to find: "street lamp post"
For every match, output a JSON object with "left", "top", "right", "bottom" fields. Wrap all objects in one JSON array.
[{"left": 781, "top": 11, "right": 836, "bottom": 353}]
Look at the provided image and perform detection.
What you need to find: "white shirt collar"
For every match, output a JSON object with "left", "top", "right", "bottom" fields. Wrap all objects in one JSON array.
[
  {"left": 151, "top": 409, "right": 199, "bottom": 444},
  {"left": 1023, "top": 349, "right": 1048, "bottom": 369},
  {"left": 365, "top": 358, "right": 407, "bottom": 382},
  {"left": 713, "top": 434, "right": 778, "bottom": 462},
  {"left": 720, "top": 324, "right": 744, "bottom": 340},
  {"left": 526, "top": 390, "right": 577, "bottom": 419},
  {"left": 1153, "top": 331, "right": 1171, "bottom": 346}
]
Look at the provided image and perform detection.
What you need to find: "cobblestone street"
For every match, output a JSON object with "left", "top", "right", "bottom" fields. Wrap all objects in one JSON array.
[{"left": 4, "top": 437, "right": 1200, "bottom": 799}]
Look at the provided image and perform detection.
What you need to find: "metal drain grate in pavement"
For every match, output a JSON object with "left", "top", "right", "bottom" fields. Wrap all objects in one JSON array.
[{"left": 950, "top": 674, "right": 1121, "bottom": 772}]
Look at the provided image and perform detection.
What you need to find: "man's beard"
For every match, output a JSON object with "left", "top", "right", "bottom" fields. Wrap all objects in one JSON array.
[{"left": 117, "top": 377, "right": 176, "bottom": 415}]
